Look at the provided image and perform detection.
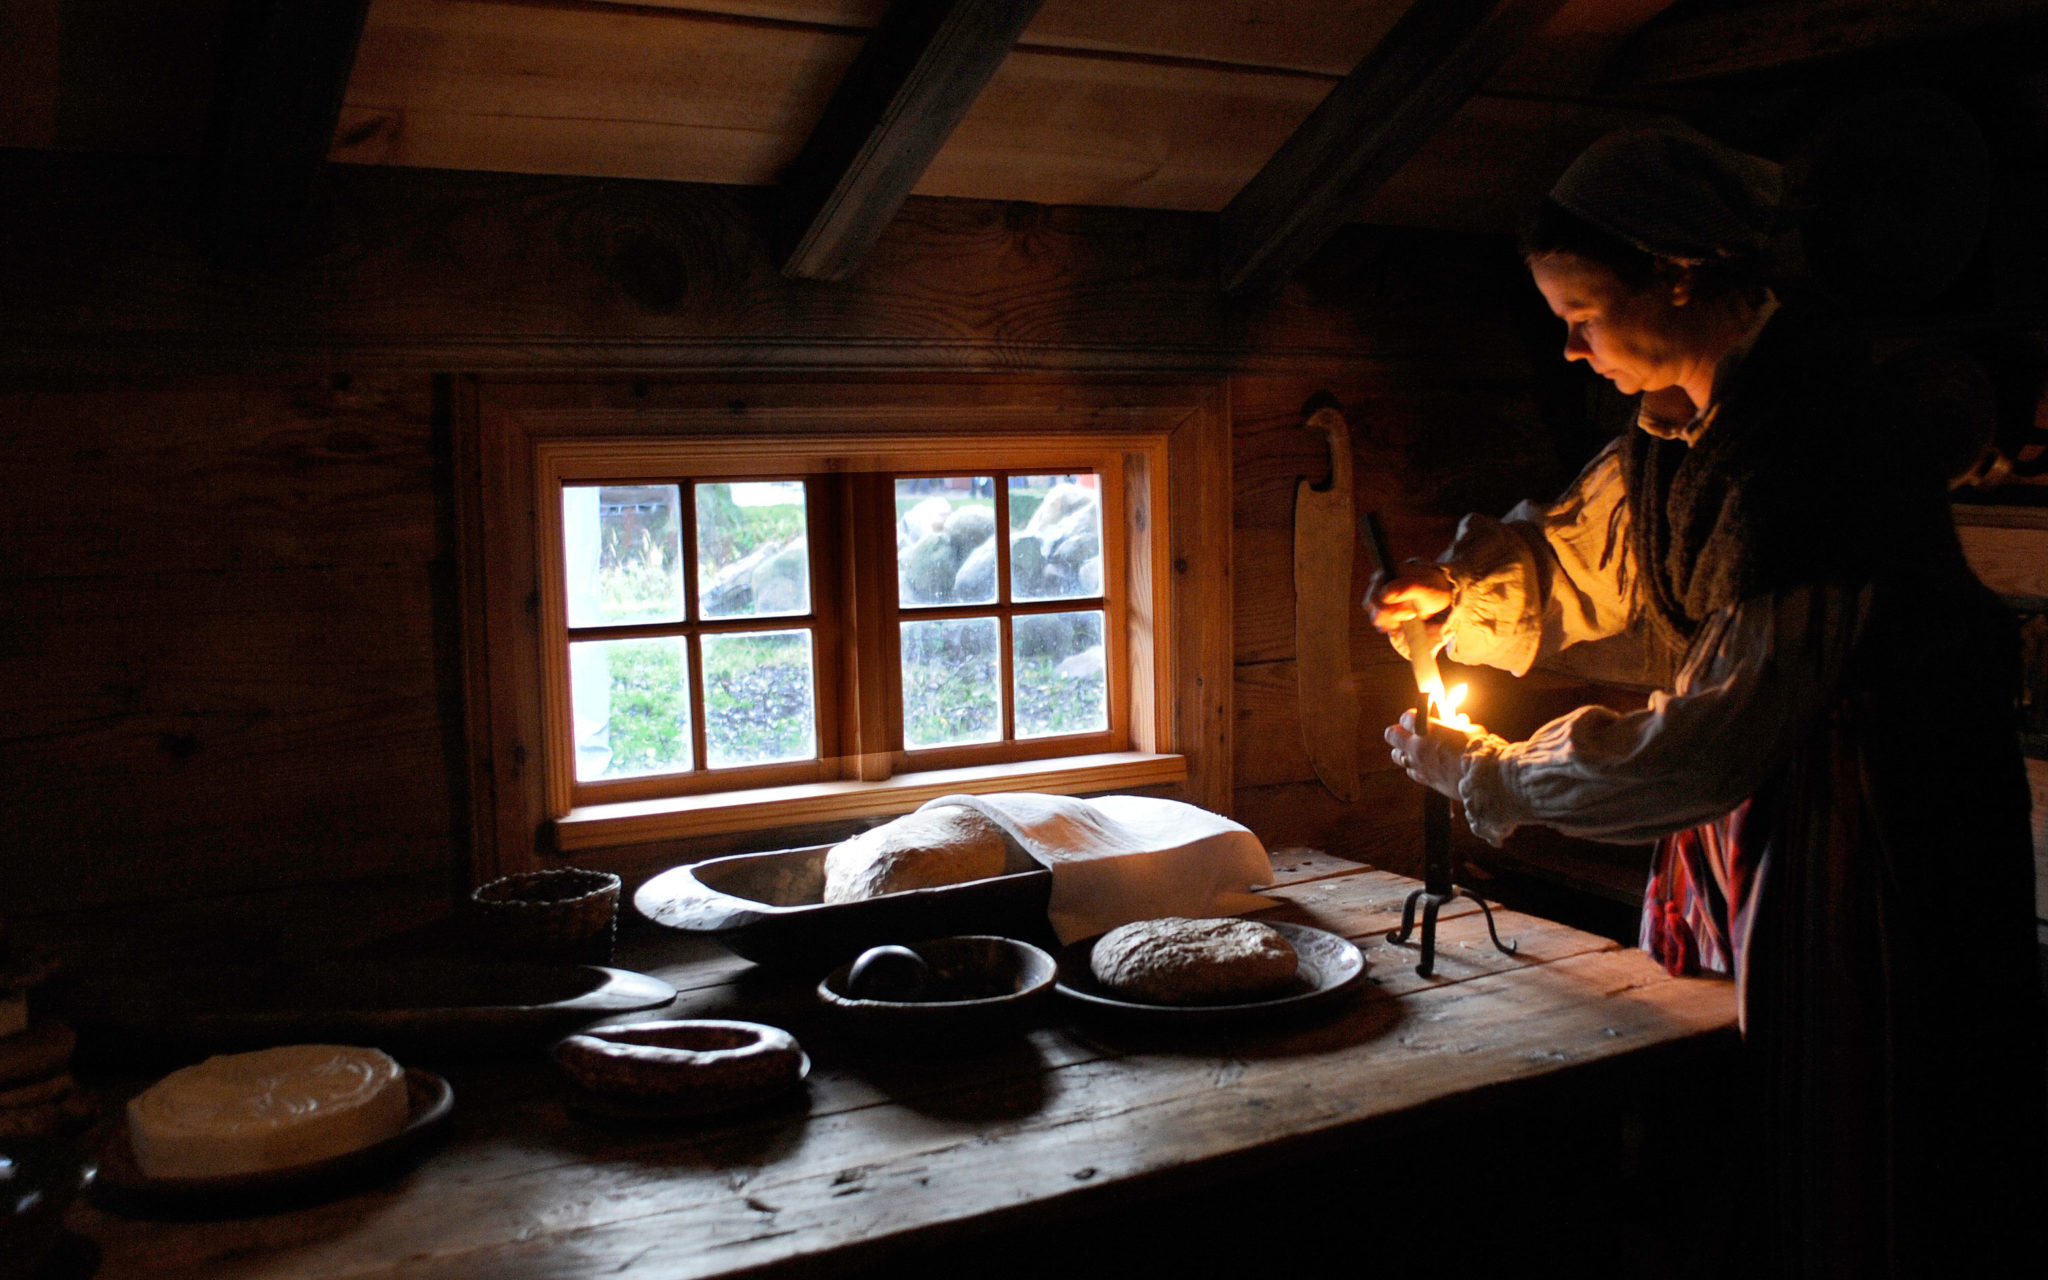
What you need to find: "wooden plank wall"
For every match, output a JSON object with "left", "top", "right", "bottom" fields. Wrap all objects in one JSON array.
[
  {"left": 0, "top": 372, "right": 467, "bottom": 960},
  {"left": 0, "top": 152, "right": 1602, "bottom": 966}
]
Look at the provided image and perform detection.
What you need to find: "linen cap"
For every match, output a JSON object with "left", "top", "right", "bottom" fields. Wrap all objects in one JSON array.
[{"left": 1548, "top": 128, "right": 1782, "bottom": 265}]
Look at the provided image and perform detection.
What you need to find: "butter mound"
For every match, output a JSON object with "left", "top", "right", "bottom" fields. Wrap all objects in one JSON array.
[{"left": 127, "top": 1045, "right": 409, "bottom": 1179}]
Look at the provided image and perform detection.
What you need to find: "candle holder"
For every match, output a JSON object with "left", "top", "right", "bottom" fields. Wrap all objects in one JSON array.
[{"left": 1386, "top": 694, "right": 1519, "bottom": 978}]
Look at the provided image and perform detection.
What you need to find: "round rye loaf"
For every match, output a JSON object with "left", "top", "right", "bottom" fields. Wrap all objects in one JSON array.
[{"left": 1089, "top": 917, "right": 1299, "bottom": 1005}]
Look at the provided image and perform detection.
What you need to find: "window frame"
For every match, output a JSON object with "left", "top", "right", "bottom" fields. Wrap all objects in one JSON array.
[
  {"left": 458, "top": 379, "right": 1232, "bottom": 884},
  {"left": 535, "top": 438, "right": 1136, "bottom": 813}
]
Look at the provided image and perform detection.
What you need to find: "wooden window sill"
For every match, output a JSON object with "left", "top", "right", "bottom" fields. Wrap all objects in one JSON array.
[{"left": 553, "top": 751, "right": 1189, "bottom": 850}]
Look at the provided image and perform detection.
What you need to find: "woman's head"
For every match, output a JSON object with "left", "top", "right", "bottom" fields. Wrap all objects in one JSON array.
[
  {"left": 1524, "top": 240, "right": 1704, "bottom": 397},
  {"left": 1523, "top": 130, "right": 1783, "bottom": 399}
]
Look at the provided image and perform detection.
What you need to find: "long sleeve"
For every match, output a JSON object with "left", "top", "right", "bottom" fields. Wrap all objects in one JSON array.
[
  {"left": 1456, "top": 583, "right": 1868, "bottom": 846},
  {"left": 1433, "top": 441, "right": 1640, "bottom": 677}
]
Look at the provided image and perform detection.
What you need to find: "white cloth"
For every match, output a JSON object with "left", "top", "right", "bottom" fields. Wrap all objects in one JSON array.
[
  {"left": 916, "top": 793, "right": 1273, "bottom": 944},
  {"left": 1432, "top": 443, "right": 1863, "bottom": 846}
]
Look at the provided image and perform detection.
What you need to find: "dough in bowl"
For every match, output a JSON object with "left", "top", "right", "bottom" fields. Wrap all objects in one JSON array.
[
  {"left": 1089, "top": 917, "right": 1299, "bottom": 1005},
  {"left": 822, "top": 804, "right": 1009, "bottom": 902}
]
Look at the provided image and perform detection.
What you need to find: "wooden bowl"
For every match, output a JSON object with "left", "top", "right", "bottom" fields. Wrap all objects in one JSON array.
[
  {"left": 816, "top": 936, "right": 1056, "bottom": 1037},
  {"left": 636, "top": 844, "right": 1053, "bottom": 970}
]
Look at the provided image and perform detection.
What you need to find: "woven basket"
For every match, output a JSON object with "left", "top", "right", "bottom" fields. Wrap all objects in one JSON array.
[{"left": 470, "top": 868, "right": 621, "bottom": 964}]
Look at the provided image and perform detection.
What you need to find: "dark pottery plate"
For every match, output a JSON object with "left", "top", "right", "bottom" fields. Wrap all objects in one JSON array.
[
  {"left": 636, "top": 844, "right": 1054, "bottom": 969},
  {"left": 817, "top": 935, "right": 1057, "bottom": 1037},
  {"left": 556, "top": 1052, "right": 812, "bottom": 1124},
  {"left": 94, "top": 1068, "right": 452, "bottom": 1208},
  {"left": 0, "top": 1140, "right": 93, "bottom": 1277},
  {"left": 1053, "top": 921, "right": 1366, "bottom": 1023}
]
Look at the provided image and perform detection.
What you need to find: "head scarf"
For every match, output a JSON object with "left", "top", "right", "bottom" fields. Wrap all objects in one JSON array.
[{"left": 1549, "top": 128, "right": 1782, "bottom": 266}]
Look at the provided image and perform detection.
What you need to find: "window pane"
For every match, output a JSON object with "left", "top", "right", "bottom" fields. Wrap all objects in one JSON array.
[
  {"left": 570, "top": 637, "right": 692, "bottom": 780},
  {"left": 702, "top": 629, "right": 817, "bottom": 768},
  {"left": 1009, "top": 474, "right": 1102, "bottom": 602},
  {"left": 563, "top": 485, "right": 685, "bottom": 628},
  {"left": 1014, "top": 610, "right": 1108, "bottom": 739},
  {"left": 696, "top": 481, "right": 810, "bottom": 619},
  {"left": 901, "top": 617, "right": 1001, "bottom": 748},
  {"left": 896, "top": 476, "right": 997, "bottom": 607}
]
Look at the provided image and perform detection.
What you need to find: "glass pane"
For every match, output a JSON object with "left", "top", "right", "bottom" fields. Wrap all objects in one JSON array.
[
  {"left": 1014, "top": 610, "right": 1108, "bottom": 739},
  {"left": 702, "top": 629, "right": 817, "bottom": 768},
  {"left": 1009, "top": 474, "right": 1102, "bottom": 602},
  {"left": 896, "top": 476, "right": 997, "bottom": 607},
  {"left": 563, "top": 485, "right": 685, "bottom": 628},
  {"left": 570, "top": 637, "right": 692, "bottom": 781},
  {"left": 901, "top": 617, "right": 1001, "bottom": 748},
  {"left": 696, "top": 481, "right": 810, "bottom": 619}
]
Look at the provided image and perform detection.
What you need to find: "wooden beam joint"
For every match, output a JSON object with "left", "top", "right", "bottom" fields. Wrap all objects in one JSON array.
[
  {"left": 779, "top": 0, "right": 1046, "bottom": 283},
  {"left": 1218, "top": 0, "right": 1570, "bottom": 297},
  {"left": 200, "top": 0, "right": 373, "bottom": 263}
]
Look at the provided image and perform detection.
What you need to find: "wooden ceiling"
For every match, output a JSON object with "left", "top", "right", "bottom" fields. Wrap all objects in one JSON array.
[
  {"left": 2, "top": 0, "right": 2038, "bottom": 284},
  {"left": 324, "top": 0, "right": 1659, "bottom": 224}
]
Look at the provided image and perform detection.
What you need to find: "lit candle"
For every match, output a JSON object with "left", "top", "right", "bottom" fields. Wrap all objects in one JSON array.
[{"left": 1419, "top": 690, "right": 1452, "bottom": 895}]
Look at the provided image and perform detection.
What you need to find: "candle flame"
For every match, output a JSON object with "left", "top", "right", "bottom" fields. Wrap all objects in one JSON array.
[{"left": 1423, "top": 678, "right": 1476, "bottom": 732}]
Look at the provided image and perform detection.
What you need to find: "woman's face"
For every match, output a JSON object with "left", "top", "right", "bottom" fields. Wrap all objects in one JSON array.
[{"left": 1527, "top": 251, "right": 1694, "bottom": 396}]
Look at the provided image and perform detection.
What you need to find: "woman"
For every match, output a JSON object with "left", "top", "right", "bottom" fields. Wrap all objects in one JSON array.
[{"left": 1371, "top": 129, "right": 2042, "bottom": 1275}]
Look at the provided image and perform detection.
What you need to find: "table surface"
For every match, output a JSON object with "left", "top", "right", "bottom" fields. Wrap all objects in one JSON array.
[{"left": 70, "top": 853, "right": 1737, "bottom": 1280}]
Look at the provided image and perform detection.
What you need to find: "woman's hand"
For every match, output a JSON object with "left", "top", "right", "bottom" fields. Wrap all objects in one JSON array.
[
  {"left": 1365, "top": 564, "right": 1453, "bottom": 630},
  {"left": 1385, "top": 709, "right": 1470, "bottom": 800},
  {"left": 1364, "top": 563, "right": 1453, "bottom": 645}
]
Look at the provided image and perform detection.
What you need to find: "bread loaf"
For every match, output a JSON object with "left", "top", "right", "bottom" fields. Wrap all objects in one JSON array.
[
  {"left": 1089, "top": 917, "right": 1299, "bottom": 1004},
  {"left": 822, "top": 804, "right": 1008, "bottom": 903},
  {"left": 554, "top": 1020, "right": 804, "bottom": 1103}
]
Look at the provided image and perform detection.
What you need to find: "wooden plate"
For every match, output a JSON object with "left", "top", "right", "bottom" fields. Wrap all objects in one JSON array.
[
  {"left": 557, "top": 1053, "right": 811, "bottom": 1124},
  {"left": 93, "top": 1068, "right": 453, "bottom": 1205},
  {"left": 66, "top": 963, "right": 677, "bottom": 1061},
  {"left": 1053, "top": 921, "right": 1367, "bottom": 1023}
]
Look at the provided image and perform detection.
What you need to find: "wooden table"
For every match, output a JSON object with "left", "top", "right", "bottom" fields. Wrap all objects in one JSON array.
[{"left": 71, "top": 854, "right": 1736, "bottom": 1280}]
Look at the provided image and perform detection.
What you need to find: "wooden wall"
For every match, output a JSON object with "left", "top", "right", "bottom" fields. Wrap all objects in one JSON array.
[{"left": 0, "top": 150, "right": 1604, "bottom": 965}]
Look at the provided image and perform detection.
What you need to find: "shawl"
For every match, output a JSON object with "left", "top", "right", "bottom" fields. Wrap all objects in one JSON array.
[{"left": 1618, "top": 306, "right": 1949, "bottom": 651}]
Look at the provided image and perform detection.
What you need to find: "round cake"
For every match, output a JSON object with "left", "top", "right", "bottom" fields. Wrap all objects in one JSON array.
[
  {"left": 126, "top": 1045, "right": 410, "bottom": 1179},
  {"left": 1089, "top": 917, "right": 1300, "bottom": 1005}
]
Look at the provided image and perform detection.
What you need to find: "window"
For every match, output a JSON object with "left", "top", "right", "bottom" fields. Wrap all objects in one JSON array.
[
  {"left": 540, "top": 442, "right": 1136, "bottom": 807},
  {"left": 461, "top": 382, "right": 1231, "bottom": 879}
]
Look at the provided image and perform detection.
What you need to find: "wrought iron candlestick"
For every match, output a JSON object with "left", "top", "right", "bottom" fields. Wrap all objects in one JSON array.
[
  {"left": 1362, "top": 510, "right": 1518, "bottom": 978},
  {"left": 1385, "top": 691, "right": 1519, "bottom": 977}
]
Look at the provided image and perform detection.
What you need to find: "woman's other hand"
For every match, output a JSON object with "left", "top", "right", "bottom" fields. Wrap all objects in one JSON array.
[
  {"left": 1385, "top": 709, "right": 1469, "bottom": 799},
  {"left": 1364, "top": 563, "right": 1453, "bottom": 637}
]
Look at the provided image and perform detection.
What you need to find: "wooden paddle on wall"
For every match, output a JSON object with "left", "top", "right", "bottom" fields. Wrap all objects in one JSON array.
[{"left": 1294, "top": 394, "right": 1364, "bottom": 801}]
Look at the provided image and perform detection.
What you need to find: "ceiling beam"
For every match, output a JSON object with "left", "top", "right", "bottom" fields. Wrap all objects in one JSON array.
[
  {"left": 1218, "top": 0, "right": 1570, "bottom": 298},
  {"left": 779, "top": 0, "right": 1045, "bottom": 282},
  {"left": 1614, "top": 0, "right": 2048, "bottom": 87},
  {"left": 199, "top": 0, "right": 373, "bottom": 262}
]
